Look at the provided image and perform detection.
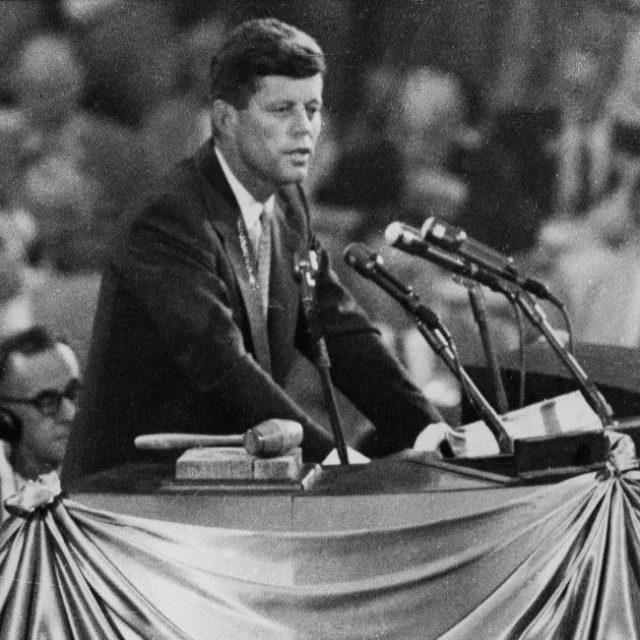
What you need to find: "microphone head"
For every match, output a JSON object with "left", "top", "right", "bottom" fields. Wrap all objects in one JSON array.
[
  {"left": 343, "top": 243, "right": 378, "bottom": 274},
  {"left": 384, "top": 221, "right": 404, "bottom": 246},
  {"left": 384, "top": 221, "right": 423, "bottom": 247},
  {"left": 421, "top": 216, "right": 458, "bottom": 243}
]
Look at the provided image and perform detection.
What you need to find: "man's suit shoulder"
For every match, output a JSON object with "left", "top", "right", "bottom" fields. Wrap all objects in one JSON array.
[
  {"left": 116, "top": 156, "right": 205, "bottom": 232},
  {"left": 139, "top": 156, "right": 204, "bottom": 214}
]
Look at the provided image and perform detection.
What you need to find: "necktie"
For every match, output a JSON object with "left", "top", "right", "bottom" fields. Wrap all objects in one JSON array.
[
  {"left": 247, "top": 214, "right": 263, "bottom": 256},
  {"left": 256, "top": 209, "right": 271, "bottom": 318}
]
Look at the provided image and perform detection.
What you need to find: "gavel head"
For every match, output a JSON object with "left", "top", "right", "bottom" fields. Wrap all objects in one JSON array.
[{"left": 243, "top": 419, "right": 303, "bottom": 457}]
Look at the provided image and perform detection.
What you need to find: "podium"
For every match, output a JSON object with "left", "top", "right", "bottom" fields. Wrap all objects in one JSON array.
[
  {"left": 26, "top": 451, "right": 640, "bottom": 639},
  {"left": 437, "top": 341, "right": 640, "bottom": 478}
]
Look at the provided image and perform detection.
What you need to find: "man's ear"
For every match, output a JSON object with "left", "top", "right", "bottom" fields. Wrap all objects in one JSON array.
[{"left": 211, "top": 99, "right": 237, "bottom": 137}]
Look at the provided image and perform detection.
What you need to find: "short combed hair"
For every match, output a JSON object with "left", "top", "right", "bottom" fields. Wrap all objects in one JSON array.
[
  {"left": 209, "top": 18, "right": 326, "bottom": 109},
  {"left": 0, "top": 326, "right": 64, "bottom": 385}
]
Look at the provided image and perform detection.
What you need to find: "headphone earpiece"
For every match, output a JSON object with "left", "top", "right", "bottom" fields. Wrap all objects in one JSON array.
[{"left": 0, "top": 407, "right": 21, "bottom": 443}]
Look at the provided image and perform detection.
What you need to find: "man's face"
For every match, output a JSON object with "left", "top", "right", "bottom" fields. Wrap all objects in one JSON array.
[
  {"left": 1, "top": 344, "right": 80, "bottom": 472},
  {"left": 224, "top": 74, "right": 323, "bottom": 199}
]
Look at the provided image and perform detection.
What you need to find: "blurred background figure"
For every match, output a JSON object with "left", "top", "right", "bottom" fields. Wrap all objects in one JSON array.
[
  {"left": 11, "top": 31, "right": 150, "bottom": 273},
  {"left": 528, "top": 10, "right": 640, "bottom": 348},
  {"left": 542, "top": 176, "right": 640, "bottom": 348},
  {"left": 315, "top": 63, "right": 404, "bottom": 236},
  {"left": 12, "top": 33, "right": 96, "bottom": 272},
  {"left": 551, "top": 47, "right": 617, "bottom": 219},
  {"left": 139, "top": 15, "right": 226, "bottom": 178},
  {"left": 0, "top": 109, "right": 36, "bottom": 340},
  {"left": 394, "top": 66, "right": 470, "bottom": 227}
]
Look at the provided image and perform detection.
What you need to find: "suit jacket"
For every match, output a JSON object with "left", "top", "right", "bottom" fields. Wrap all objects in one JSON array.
[{"left": 62, "top": 140, "right": 441, "bottom": 481}]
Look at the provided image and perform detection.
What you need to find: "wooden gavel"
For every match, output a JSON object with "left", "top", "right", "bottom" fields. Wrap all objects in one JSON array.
[{"left": 134, "top": 419, "right": 303, "bottom": 458}]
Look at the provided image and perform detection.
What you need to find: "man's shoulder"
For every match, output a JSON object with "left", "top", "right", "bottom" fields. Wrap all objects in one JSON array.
[
  {"left": 146, "top": 154, "right": 202, "bottom": 203},
  {"left": 103, "top": 153, "right": 206, "bottom": 258}
]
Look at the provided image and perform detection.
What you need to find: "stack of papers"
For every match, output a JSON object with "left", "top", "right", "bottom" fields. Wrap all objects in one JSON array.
[{"left": 448, "top": 391, "right": 603, "bottom": 457}]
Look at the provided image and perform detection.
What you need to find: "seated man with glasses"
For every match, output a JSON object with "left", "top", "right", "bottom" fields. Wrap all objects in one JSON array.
[{"left": 0, "top": 326, "right": 81, "bottom": 521}]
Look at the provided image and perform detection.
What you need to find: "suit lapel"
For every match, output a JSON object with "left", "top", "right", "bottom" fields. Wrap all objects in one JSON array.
[{"left": 193, "top": 142, "right": 272, "bottom": 374}]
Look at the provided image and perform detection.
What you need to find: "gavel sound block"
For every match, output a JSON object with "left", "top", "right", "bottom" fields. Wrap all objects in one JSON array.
[
  {"left": 175, "top": 447, "right": 303, "bottom": 481},
  {"left": 135, "top": 420, "right": 306, "bottom": 482}
]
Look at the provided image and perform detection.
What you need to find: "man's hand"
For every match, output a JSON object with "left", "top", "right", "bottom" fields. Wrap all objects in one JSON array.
[{"left": 413, "top": 422, "right": 461, "bottom": 456}]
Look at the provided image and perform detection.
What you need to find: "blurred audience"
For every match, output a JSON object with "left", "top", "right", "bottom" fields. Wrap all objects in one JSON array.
[
  {"left": 139, "top": 16, "right": 225, "bottom": 178},
  {"left": 539, "top": 176, "right": 640, "bottom": 347},
  {"left": 0, "top": 110, "right": 36, "bottom": 339},
  {"left": 11, "top": 32, "right": 150, "bottom": 272},
  {"left": 528, "top": 17, "right": 640, "bottom": 347},
  {"left": 549, "top": 46, "right": 618, "bottom": 219},
  {"left": 394, "top": 66, "right": 470, "bottom": 227},
  {"left": 315, "top": 63, "right": 404, "bottom": 237},
  {"left": 0, "top": 1, "right": 635, "bottom": 431}
]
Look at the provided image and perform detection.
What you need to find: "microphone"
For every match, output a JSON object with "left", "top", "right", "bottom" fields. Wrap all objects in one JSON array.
[
  {"left": 295, "top": 247, "right": 350, "bottom": 464},
  {"left": 385, "top": 224, "right": 614, "bottom": 426},
  {"left": 421, "top": 216, "right": 517, "bottom": 279},
  {"left": 385, "top": 222, "right": 502, "bottom": 290},
  {"left": 386, "top": 222, "right": 558, "bottom": 303},
  {"left": 294, "top": 248, "right": 321, "bottom": 337},
  {"left": 344, "top": 242, "right": 513, "bottom": 454},
  {"left": 343, "top": 243, "right": 446, "bottom": 334}
]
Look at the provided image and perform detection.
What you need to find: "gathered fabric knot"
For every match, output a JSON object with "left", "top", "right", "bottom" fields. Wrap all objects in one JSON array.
[
  {"left": 4, "top": 471, "right": 62, "bottom": 518},
  {"left": 604, "top": 430, "right": 640, "bottom": 476}
]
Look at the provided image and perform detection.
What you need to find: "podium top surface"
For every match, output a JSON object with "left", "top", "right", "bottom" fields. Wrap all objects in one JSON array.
[{"left": 64, "top": 452, "right": 569, "bottom": 532}]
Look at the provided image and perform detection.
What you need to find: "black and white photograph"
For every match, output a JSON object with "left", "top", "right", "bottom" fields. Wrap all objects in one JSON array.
[{"left": 1, "top": 1, "right": 640, "bottom": 638}]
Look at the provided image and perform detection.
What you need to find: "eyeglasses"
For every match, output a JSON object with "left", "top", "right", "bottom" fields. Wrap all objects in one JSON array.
[{"left": 0, "top": 379, "right": 82, "bottom": 417}]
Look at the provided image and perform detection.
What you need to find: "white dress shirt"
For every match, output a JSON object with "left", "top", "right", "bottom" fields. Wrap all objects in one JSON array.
[{"left": 214, "top": 146, "right": 274, "bottom": 249}]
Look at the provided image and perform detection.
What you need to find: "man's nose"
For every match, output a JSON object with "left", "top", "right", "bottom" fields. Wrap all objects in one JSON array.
[
  {"left": 57, "top": 396, "right": 77, "bottom": 422},
  {"left": 291, "top": 106, "right": 313, "bottom": 134}
]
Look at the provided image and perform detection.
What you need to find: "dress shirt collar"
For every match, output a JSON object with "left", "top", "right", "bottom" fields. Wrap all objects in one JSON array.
[{"left": 214, "top": 145, "right": 275, "bottom": 230}]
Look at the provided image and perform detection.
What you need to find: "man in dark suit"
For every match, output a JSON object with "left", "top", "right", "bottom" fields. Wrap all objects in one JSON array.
[{"left": 62, "top": 18, "right": 448, "bottom": 481}]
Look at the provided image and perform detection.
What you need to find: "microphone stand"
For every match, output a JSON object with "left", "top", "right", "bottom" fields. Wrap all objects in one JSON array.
[
  {"left": 390, "top": 234, "right": 614, "bottom": 427},
  {"left": 391, "top": 236, "right": 614, "bottom": 427},
  {"left": 415, "top": 319, "right": 513, "bottom": 454},
  {"left": 508, "top": 286, "right": 615, "bottom": 427},
  {"left": 295, "top": 249, "right": 350, "bottom": 465},
  {"left": 466, "top": 282, "right": 510, "bottom": 414},
  {"left": 344, "top": 245, "right": 513, "bottom": 454},
  {"left": 398, "top": 292, "right": 513, "bottom": 455}
]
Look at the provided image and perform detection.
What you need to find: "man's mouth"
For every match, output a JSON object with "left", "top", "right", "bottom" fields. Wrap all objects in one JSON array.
[{"left": 287, "top": 148, "right": 312, "bottom": 161}]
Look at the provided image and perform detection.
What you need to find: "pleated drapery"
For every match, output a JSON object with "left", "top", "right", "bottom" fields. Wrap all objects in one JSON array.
[{"left": 1, "top": 469, "right": 640, "bottom": 639}]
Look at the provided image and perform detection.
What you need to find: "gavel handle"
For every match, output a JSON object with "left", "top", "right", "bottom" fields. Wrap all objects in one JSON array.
[{"left": 134, "top": 433, "right": 243, "bottom": 450}]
